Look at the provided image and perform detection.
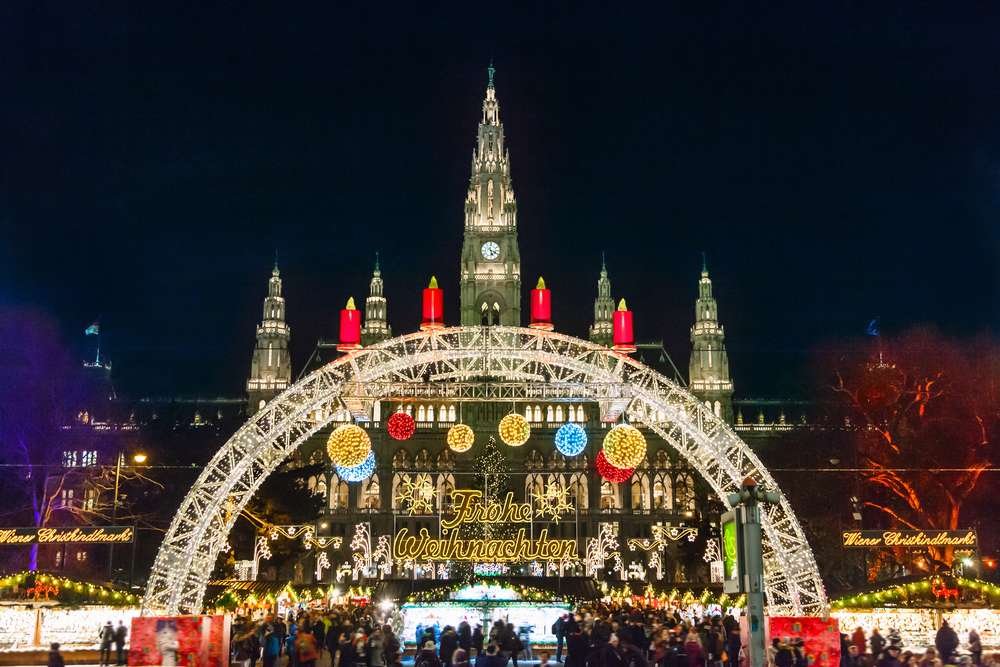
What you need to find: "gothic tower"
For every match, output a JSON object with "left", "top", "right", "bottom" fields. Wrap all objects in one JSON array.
[
  {"left": 247, "top": 263, "right": 292, "bottom": 413},
  {"left": 361, "top": 253, "right": 391, "bottom": 345},
  {"left": 588, "top": 255, "right": 614, "bottom": 346},
  {"left": 688, "top": 256, "right": 734, "bottom": 423},
  {"left": 459, "top": 63, "right": 522, "bottom": 326}
]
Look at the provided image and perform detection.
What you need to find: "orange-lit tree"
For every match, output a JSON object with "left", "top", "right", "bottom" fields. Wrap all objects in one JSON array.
[{"left": 828, "top": 327, "right": 997, "bottom": 571}]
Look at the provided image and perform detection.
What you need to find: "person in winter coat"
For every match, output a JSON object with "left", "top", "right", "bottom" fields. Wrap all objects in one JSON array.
[
  {"left": 452, "top": 647, "right": 471, "bottom": 667},
  {"left": 415, "top": 640, "right": 443, "bottom": 667},
  {"left": 100, "top": 621, "right": 115, "bottom": 667},
  {"left": 871, "top": 630, "right": 887, "bottom": 660},
  {"left": 114, "top": 621, "right": 128, "bottom": 666},
  {"left": 263, "top": 626, "right": 281, "bottom": 667},
  {"left": 458, "top": 622, "right": 472, "bottom": 654},
  {"left": 367, "top": 627, "right": 384, "bottom": 667},
  {"left": 471, "top": 625, "right": 484, "bottom": 657},
  {"left": 474, "top": 644, "right": 508, "bottom": 667},
  {"left": 294, "top": 626, "right": 319, "bottom": 667},
  {"left": 565, "top": 622, "right": 588, "bottom": 667},
  {"left": 382, "top": 625, "right": 401, "bottom": 665},
  {"left": 440, "top": 626, "right": 459, "bottom": 666},
  {"left": 969, "top": 629, "right": 982, "bottom": 666},
  {"left": 48, "top": 643, "right": 65, "bottom": 667},
  {"left": 935, "top": 622, "right": 959, "bottom": 665},
  {"left": 852, "top": 628, "right": 867, "bottom": 656},
  {"left": 620, "top": 635, "right": 650, "bottom": 667},
  {"left": 586, "top": 634, "right": 625, "bottom": 667},
  {"left": 685, "top": 634, "right": 706, "bottom": 667}
]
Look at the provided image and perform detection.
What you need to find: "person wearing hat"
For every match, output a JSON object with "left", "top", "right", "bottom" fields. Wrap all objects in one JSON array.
[{"left": 415, "top": 639, "right": 443, "bottom": 667}]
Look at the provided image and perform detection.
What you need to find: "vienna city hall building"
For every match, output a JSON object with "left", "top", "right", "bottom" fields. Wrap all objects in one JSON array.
[{"left": 242, "top": 67, "right": 741, "bottom": 589}]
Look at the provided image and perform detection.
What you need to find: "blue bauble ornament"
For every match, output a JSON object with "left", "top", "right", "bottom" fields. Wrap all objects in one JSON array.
[
  {"left": 554, "top": 423, "right": 587, "bottom": 457},
  {"left": 336, "top": 451, "right": 376, "bottom": 482}
]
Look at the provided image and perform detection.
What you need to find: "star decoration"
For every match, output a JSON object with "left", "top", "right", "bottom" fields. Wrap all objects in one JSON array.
[
  {"left": 533, "top": 481, "right": 575, "bottom": 524},
  {"left": 395, "top": 473, "right": 436, "bottom": 515}
]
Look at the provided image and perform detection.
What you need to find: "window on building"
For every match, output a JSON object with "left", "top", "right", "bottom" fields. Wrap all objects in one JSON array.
[
  {"left": 417, "top": 405, "right": 426, "bottom": 422},
  {"left": 546, "top": 406, "right": 554, "bottom": 422},
  {"left": 60, "top": 489, "right": 74, "bottom": 508},
  {"left": 55, "top": 550, "right": 63, "bottom": 568},
  {"left": 674, "top": 473, "right": 696, "bottom": 511},
  {"left": 329, "top": 474, "right": 349, "bottom": 510},
  {"left": 570, "top": 474, "right": 589, "bottom": 510},
  {"left": 427, "top": 405, "right": 435, "bottom": 422},
  {"left": 631, "top": 473, "right": 650, "bottom": 511},
  {"left": 62, "top": 451, "right": 78, "bottom": 468},
  {"left": 568, "top": 406, "right": 576, "bottom": 422},
  {"left": 714, "top": 401, "right": 721, "bottom": 417},
  {"left": 81, "top": 451, "right": 97, "bottom": 467},
  {"left": 75, "top": 550, "right": 87, "bottom": 562},
  {"left": 524, "top": 405, "right": 533, "bottom": 421},
  {"left": 83, "top": 488, "right": 98, "bottom": 511},
  {"left": 533, "top": 406, "right": 542, "bottom": 422},
  {"left": 361, "top": 475, "right": 380, "bottom": 511},
  {"left": 600, "top": 480, "right": 618, "bottom": 511},
  {"left": 447, "top": 405, "right": 456, "bottom": 422},
  {"left": 555, "top": 406, "right": 564, "bottom": 422},
  {"left": 653, "top": 473, "right": 672, "bottom": 510}
]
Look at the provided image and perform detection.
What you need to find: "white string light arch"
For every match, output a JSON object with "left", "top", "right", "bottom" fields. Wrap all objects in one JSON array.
[{"left": 143, "top": 326, "right": 826, "bottom": 615}]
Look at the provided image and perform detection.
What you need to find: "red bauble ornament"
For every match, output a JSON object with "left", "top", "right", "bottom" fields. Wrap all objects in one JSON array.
[
  {"left": 596, "top": 449, "right": 634, "bottom": 483},
  {"left": 387, "top": 412, "right": 416, "bottom": 441}
]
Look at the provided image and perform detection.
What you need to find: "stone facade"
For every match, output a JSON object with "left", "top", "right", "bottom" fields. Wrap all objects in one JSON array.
[{"left": 247, "top": 265, "right": 291, "bottom": 412}]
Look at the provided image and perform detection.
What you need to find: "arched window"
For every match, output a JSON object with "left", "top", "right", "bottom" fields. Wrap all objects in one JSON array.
[
  {"left": 427, "top": 405, "right": 435, "bottom": 422},
  {"left": 534, "top": 406, "right": 542, "bottom": 422},
  {"left": 525, "top": 405, "right": 533, "bottom": 421},
  {"left": 361, "top": 475, "right": 380, "bottom": 511},
  {"left": 577, "top": 406, "right": 586, "bottom": 423},
  {"left": 417, "top": 405, "right": 426, "bottom": 422},
  {"left": 525, "top": 474, "right": 544, "bottom": 502},
  {"left": 392, "top": 449, "right": 411, "bottom": 469},
  {"left": 674, "top": 473, "right": 695, "bottom": 511},
  {"left": 568, "top": 406, "right": 577, "bottom": 422},
  {"left": 555, "top": 406, "right": 564, "bottom": 422},
  {"left": 546, "top": 406, "right": 554, "bottom": 422},
  {"left": 405, "top": 405, "right": 413, "bottom": 416},
  {"left": 714, "top": 401, "right": 721, "bottom": 417},
  {"left": 329, "top": 473, "right": 349, "bottom": 510},
  {"left": 448, "top": 405, "right": 457, "bottom": 422},
  {"left": 438, "top": 474, "right": 456, "bottom": 511},
  {"left": 653, "top": 472, "right": 671, "bottom": 510},
  {"left": 569, "top": 473, "right": 589, "bottom": 510},
  {"left": 600, "top": 480, "right": 619, "bottom": 511},
  {"left": 258, "top": 399, "right": 266, "bottom": 410},
  {"left": 392, "top": 473, "right": 407, "bottom": 510},
  {"left": 655, "top": 450, "right": 672, "bottom": 469},
  {"left": 307, "top": 475, "right": 317, "bottom": 492},
  {"left": 631, "top": 472, "right": 650, "bottom": 511}
]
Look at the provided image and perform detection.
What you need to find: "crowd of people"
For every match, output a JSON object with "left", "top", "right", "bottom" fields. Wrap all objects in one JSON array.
[
  {"left": 228, "top": 602, "right": 996, "bottom": 667},
  {"left": 844, "top": 621, "right": 993, "bottom": 667}
]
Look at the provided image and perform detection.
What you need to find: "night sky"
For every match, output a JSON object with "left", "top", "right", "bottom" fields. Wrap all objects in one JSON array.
[{"left": 2, "top": 3, "right": 998, "bottom": 397}]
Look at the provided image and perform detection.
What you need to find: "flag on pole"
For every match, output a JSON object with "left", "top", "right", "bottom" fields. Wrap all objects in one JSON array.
[
  {"left": 865, "top": 318, "right": 880, "bottom": 337},
  {"left": 85, "top": 323, "right": 100, "bottom": 336}
]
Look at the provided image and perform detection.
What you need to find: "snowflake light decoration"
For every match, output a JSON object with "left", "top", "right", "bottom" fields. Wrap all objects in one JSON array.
[
  {"left": 395, "top": 474, "right": 435, "bottom": 515},
  {"left": 533, "top": 481, "right": 575, "bottom": 524}
]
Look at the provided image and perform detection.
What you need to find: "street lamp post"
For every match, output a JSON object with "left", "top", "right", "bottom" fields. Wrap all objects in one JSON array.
[{"left": 108, "top": 451, "right": 146, "bottom": 580}]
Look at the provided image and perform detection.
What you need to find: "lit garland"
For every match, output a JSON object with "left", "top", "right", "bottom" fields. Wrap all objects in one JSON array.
[
  {"left": 336, "top": 451, "right": 376, "bottom": 482},
  {"left": 830, "top": 576, "right": 1000, "bottom": 610},
  {"left": 403, "top": 579, "right": 577, "bottom": 604},
  {"left": 386, "top": 412, "right": 416, "bottom": 441},
  {"left": 596, "top": 449, "right": 634, "bottom": 483},
  {"left": 498, "top": 413, "right": 531, "bottom": 446},
  {"left": 554, "top": 423, "right": 587, "bottom": 456},
  {"left": 447, "top": 423, "right": 475, "bottom": 453},
  {"left": 326, "top": 424, "right": 372, "bottom": 467},
  {"left": 210, "top": 583, "right": 373, "bottom": 610},
  {"left": 603, "top": 424, "right": 646, "bottom": 469},
  {"left": 0, "top": 571, "right": 138, "bottom": 606}
]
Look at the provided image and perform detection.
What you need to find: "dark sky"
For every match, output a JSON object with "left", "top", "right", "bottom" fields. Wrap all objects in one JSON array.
[{"left": 2, "top": 3, "right": 998, "bottom": 397}]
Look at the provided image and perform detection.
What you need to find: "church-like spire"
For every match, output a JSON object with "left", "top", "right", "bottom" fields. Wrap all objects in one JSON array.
[
  {"left": 248, "top": 262, "right": 292, "bottom": 413},
  {"left": 589, "top": 254, "right": 614, "bottom": 346},
  {"left": 460, "top": 65, "right": 522, "bottom": 326},
  {"left": 689, "top": 255, "right": 733, "bottom": 422},
  {"left": 362, "top": 253, "right": 391, "bottom": 345}
]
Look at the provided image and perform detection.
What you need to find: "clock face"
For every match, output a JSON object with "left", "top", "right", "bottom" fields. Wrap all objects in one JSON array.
[{"left": 481, "top": 241, "right": 500, "bottom": 260}]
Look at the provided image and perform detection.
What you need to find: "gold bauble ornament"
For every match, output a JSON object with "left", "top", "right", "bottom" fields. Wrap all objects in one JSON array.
[
  {"left": 326, "top": 424, "right": 371, "bottom": 468},
  {"left": 602, "top": 424, "right": 646, "bottom": 469},
  {"left": 498, "top": 413, "right": 531, "bottom": 447},
  {"left": 447, "top": 423, "right": 475, "bottom": 453}
]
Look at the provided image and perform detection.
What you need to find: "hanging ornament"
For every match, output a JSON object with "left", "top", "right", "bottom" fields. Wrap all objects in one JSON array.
[
  {"left": 596, "top": 450, "right": 634, "bottom": 483},
  {"left": 386, "top": 412, "right": 416, "bottom": 441},
  {"left": 336, "top": 451, "right": 376, "bottom": 483},
  {"left": 498, "top": 413, "right": 531, "bottom": 447},
  {"left": 326, "top": 424, "right": 372, "bottom": 468},
  {"left": 446, "top": 423, "right": 475, "bottom": 453},
  {"left": 554, "top": 423, "right": 587, "bottom": 457},
  {"left": 603, "top": 424, "right": 646, "bottom": 469}
]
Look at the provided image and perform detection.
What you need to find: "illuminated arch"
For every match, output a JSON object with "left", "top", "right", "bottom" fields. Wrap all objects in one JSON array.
[{"left": 144, "top": 326, "right": 825, "bottom": 614}]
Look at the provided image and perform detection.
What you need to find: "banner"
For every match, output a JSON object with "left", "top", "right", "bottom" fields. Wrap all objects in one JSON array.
[
  {"left": 841, "top": 530, "right": 977, "bottom": 548},
  {"left": 128, "top": 615, "right": 230, "bottom": 667},
  {"left": 0, "top": 526, "right": 134, "bottom": 545},
  {"left": 769, "top": 617, "right": 841, "bottom": 667}
]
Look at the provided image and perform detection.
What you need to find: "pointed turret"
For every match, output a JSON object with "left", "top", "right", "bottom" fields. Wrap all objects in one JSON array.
[
  {"left": 248, "top": 262, "right": 292, "bottom": 413},
  {"left": 460, "top": 63, "right": 522, "bottom": 326},
  {"left": 361, "top": 253, "right": 391, "bottom": 345},
  {"left": 688, "top": 255, "right": 734, "bottom": 422},
  {"left": 589, "top": 254, "right": 614, "bottom": 346}
]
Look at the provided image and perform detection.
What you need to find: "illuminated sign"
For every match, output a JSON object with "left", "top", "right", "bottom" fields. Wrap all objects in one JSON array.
[
  {"left": 392, "top": 489, "right": 578, "bottom": 562},
  {"left": 721, "top": 510, "right": 741, "bottom": 594},
  {"left": 0, "top": 526, "right": 134, "bottom": 545},
  {"left": 841, "top": 530, "right": 977, "bottom": 548}
]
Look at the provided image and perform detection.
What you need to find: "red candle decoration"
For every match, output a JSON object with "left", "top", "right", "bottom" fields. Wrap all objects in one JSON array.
[
  {"left": 529, "top": 276, "right": 553, "bottom": 330},
  {"left": 612, "top": 298, "right": 636, "bottom": 353},
  {"left": 387, "top": 411, "right": 416, "bottom": 441},
  {"left": 337, "top": 297, "right": 362, "bottom": 352},
  {"left": 421, "top": 276, "right": 444, "bottom": 330},
  {"left": 596, "top": 449, "right": 634, "bottom": 483}
]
